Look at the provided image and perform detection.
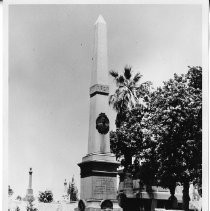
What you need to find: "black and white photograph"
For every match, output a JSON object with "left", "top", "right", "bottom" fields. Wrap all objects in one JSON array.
[{"left": 4, "top": 1, "right": 208, "bottom": 211}]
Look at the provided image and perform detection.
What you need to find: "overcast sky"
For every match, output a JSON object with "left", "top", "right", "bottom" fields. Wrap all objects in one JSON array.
[{"left": 8, "top": 4, "right": 201, "bottom": 200}]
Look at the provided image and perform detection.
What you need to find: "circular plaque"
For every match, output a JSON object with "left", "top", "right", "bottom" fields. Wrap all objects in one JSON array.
[{"left": 96, "top": 113, "right": 110, "bottom": 134}]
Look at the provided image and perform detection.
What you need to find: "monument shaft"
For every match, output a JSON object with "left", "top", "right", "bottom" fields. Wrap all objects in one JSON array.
[
  {"left": 91, "top": 15, "right": 108, "bottom": 87},
  {"left": 28, "top": 169, "right": 32, "bottom": 189},
  {"left": 88, "top": 15, "right": 110, "bottom": 154}
]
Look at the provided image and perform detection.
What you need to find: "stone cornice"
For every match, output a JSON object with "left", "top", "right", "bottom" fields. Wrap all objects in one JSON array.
[{"left": 90, "top": 84, "right": 109, "bottom": 97}]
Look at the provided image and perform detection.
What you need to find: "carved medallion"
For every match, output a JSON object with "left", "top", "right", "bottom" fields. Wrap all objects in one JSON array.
[{"left": 96, "top": 113, "right": 109, "bottom": 134}]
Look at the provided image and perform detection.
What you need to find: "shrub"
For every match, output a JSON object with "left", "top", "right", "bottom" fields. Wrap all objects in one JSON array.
[{"left": 38, "top": 190, "right": 53, "bottom": 203}]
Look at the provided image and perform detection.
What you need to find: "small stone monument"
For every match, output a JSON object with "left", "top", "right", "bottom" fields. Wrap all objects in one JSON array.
[
  {"left": 24, "top": 168, "right": 34, "bottom": 201},
  {"left": 76, "top": 15, "right": 122, "bottom": 211},
  {"left": 62, "top": 179, "right": 69, "bottom": 202}
]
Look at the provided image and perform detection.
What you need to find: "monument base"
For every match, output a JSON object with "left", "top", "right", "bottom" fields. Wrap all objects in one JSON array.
[
  {"left": 24, "top": 188, "right": 34, "bottom": 201},
  {"left": 77, "top": 153, "right": 122, "bottom": 211},
  {"left": 78, "top": 153, "right": 120, "bottom": 200},
  {"left": 75, "top": 200, "right": 122, "bottom": 211}
]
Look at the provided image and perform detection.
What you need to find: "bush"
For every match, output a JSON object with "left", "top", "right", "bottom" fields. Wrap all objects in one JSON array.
[{"left": 38, "top": 190, "right": 53, "bottom": 203}]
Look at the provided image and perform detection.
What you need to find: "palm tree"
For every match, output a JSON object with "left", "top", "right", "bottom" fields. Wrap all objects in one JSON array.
[{"left": 109, "top": 65, "right": 151, "bottom": 128}]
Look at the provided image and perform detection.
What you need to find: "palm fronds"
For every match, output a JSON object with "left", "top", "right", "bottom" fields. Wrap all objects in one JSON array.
[
  {"left": 118, "top": 75, "right": 125, "bottom": 84},
  {"left": 124, "top": 65, "right": 132, "bottom": 80},
  {"left": 109, "top": 66, "right": 152, "bottom": 126},
  {"left": 109, "top": 70, "right": 119, "bottom": 78},
  {"left": 133, "top": 73, "right": 142, "bottom": 84}
]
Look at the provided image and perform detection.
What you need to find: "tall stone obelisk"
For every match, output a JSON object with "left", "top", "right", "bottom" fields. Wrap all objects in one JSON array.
[{"left": 76, "top": 15, "right": 121, "bottom": 211}]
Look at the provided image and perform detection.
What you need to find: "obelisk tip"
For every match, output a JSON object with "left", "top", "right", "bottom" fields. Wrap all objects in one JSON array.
[{"left": 95, "top": 15, "right": 106, "bottom": 24}]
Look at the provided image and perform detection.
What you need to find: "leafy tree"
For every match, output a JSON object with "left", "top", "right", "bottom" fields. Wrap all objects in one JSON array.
[
  {"left": 8, "top": 185, "right": 14, "bottom": 196},
  {"left": 110, "top": 66, "right": 201, "bottom": 210},
  {"left": 147, "top": 67, "right": 202, "bottom": 210},
  {"left": 109, "top": 66, "right": 152, "bottom": 169},
  {"left": 67, "top": 176, "right": 78, "bottom": 202},
  {"left": 187, "top": 66, "right": 202, "bottom": 90},
  {"left": 38, "top": 190, "right": 53, "bottom": 203}
]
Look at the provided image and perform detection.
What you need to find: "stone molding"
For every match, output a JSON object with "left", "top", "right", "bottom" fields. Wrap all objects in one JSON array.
[
  {"left": 90, "top": 84, "right": 109, "bottom": 97},
  {"left": 78, "top": 160, "right": 119, "bottom": 178}
]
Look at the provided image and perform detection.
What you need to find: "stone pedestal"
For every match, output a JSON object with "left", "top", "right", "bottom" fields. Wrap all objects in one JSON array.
[
  {"left": 75, "top": 201, "right": 122, "bottom": 211},
  {"left": 77, "top": 153, "right": 122, "bottom": 211},
  {"left": 26, "top": 188, "right": 33, "bottom": 195},
  {"left": 25, "top": 188, "right": 34, "bottom": 201}
]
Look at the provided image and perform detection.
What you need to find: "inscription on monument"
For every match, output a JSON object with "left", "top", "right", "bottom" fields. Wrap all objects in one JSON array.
[
  {"left": 93, "top": 177, "right": 116, "bottom": 196},
  {"left": 90, "top": 84, "right": 109, "bottom": 96}
]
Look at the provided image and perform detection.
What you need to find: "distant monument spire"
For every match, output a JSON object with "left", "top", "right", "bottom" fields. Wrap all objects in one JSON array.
[
  {"left": 28, "top": 167, "right": 33, "bottom": 189},
  {"left": 64, "top": 179, "right": 67, "bottom": 194},
  {"left": 62, "top": 179, "right": 69, "bottom": 202},
  {"left": 25, "top": 167, "right": 34, "bottom": 201}
]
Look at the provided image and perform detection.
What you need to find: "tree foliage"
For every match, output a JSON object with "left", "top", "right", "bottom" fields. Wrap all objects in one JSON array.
[
  {"left": 38, "top": 190, "right": 53, "bottom": 203},
  {"left": 110, "top": 108, "right": 147, "bottom": 171},
  {"left": 109, "top": 66, "right": 202, "bottom": 210},
  {"left": 148, "top": 66, "right": 202, "bottom": 188},
  {"left": 109, "top": 66, "right": 152, "bottom": 170},
  {"left": 109, "top": 65, "right": 151, "bottom": 128},
  {"left": 67, "top": 176, "right": 78, "bottom": 202},
  {"left": 145, "top": 67, "right": 202, "bottom": 210}
]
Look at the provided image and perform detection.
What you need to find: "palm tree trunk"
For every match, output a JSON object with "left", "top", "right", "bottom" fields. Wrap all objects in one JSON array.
[
  {"left": 182, "top": 181, "right": 190, "bottom": 211},
  {"left": 124, "top": 153, "right": 132, "bottom": 171},
  {"left": 167, "top": 184, "right": 178, "bottom": 209}
]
